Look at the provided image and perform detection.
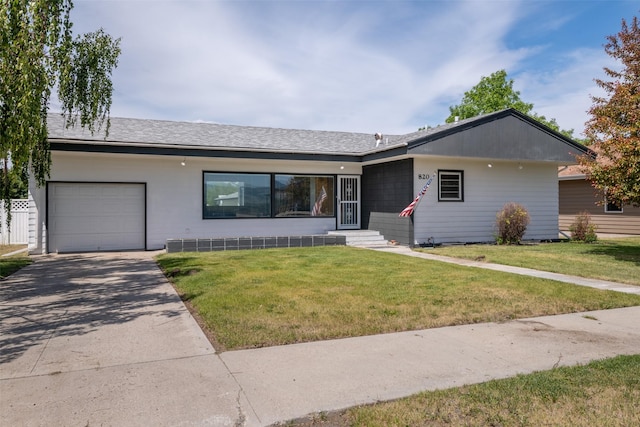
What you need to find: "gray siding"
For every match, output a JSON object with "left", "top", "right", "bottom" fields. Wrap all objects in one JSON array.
[
  {"left": 409, "top": 115, "right": 583, "bottom": 163},
  {"left": 559, "top": 179, "right": 640, "bottom": 234},
  {"left": 367, "top": 213, "right": 413, "bottom": 246},
  {"left": 362, "top": 159, "right": 414, "bottom": 245}
]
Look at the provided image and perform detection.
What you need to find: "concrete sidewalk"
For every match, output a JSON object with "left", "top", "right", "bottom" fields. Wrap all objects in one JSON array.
[
  {"left": 1, "top": 249, "right": 639, "bottom": 427},
  {"left": 224, "top": 306, "right": 640, "bottom": 426}
]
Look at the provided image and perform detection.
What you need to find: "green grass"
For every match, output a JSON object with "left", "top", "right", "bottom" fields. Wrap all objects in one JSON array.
[
  {"left": 0, "top": 245, "right": 30, "bottom": 279},
  {"left": 156, "top": 246, "right": 640, "bottom": 351},
  {"left": 299, "top": 354, "right": 640, "bottom": 427},
  {"left": 420, "top": 237, "right": 640, "bottom": 285}
]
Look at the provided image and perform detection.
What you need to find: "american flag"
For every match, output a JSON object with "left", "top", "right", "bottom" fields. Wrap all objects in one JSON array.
[
  {"left": 311, "top": 186, "right": 327, "bottom": 216},
  {"left": 399, "top": 173, "right": 435, "bottom": 217}
]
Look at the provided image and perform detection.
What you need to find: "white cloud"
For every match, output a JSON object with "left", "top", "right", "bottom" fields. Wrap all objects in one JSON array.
[{"left": 66, "top": 0, "right": 613, "bottom": 137}]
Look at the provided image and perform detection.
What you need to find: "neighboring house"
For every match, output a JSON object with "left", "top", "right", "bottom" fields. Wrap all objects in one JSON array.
[
  {"left": 559, "top": 166, "right": 640, "bottom": 235},
  {"left": 29, "top": 108, "right": 589, "bottom": 253}
]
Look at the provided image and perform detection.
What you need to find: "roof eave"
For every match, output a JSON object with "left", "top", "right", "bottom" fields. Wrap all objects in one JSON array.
[
  {"left": 405, "top": 109, "right": 592, "bottom": 157},
  {"left": 48, "top": 138, "right": 366, "bottom": 158}
]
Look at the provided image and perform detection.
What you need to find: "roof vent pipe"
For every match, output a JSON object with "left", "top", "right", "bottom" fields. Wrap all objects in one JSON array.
[
  {"left": 454, "top": 116, "right": 459, "bottom": 122},
  {"left": 374, "top": 132, "right": 383, "bottom": 147}
]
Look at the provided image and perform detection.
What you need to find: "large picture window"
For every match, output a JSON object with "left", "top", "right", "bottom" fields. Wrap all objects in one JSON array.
[
  {"left": 275, "top": 175, "right": 334, "bottom": 217},
  {"left": 203, "top": 172, "right": 335, "bottom": 219},
  {"left": 203, "top": 173, "right": 271, "bottom": 218},
  {"left": 438, "top": 170, "right": 463, "bottom": 201}
]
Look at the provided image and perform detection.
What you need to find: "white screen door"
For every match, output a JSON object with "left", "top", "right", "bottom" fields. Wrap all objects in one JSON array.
[{"left": 337, "top": 175, "right": 360, "bottom": 229}]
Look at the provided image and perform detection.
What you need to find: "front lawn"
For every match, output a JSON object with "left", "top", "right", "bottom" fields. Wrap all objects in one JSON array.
[
  {"left": 156, "top": 246, "right": 640, "bottom": 351},
  {"left": 420, "top": 237, "right": 640, "bottom": 285}
]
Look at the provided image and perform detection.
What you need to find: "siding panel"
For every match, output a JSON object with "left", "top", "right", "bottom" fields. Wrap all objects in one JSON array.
[
  {"left": 412, "top": 158, "right": 559, "bottom": 244},
  {"left": 362, "top": 159, "right": 414, "bottom": 245},
  {"left": 559, "top": 179, "right": 640, "bottom": 235},
  {"left": 31, "top": 152, "right": 358, "bottom": 252}
]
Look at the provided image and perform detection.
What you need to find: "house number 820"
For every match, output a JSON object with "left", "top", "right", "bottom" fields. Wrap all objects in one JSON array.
[{"left": 418, "top": 174, "right": 430, "bottom": 180}]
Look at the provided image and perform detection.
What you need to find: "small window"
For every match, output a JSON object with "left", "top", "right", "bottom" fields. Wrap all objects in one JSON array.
[
  {"left": 605, "top": 199, "right": 623, "bottom": 213},
  {"left": 438, "top": 170, "right": 463, "bottom": 201},
  {"left": 604, "top": 188, "right": 623, "bottom": 213}
]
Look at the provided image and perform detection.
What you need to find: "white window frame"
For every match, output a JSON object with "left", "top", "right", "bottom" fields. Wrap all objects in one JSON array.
[
  {"left": 604, "top": 198, "right": 623, "bottom": 213},
  {"left": 604, "top": 188, "right": 623, "bottom": 213},
  {"left": 438, "top": 170, "right": 464, "bottom": 202}
]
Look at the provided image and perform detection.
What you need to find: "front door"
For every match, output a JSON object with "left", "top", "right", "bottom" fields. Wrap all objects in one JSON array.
[{"left": 337, "top": 175, "right": 360, "bottom": 229}]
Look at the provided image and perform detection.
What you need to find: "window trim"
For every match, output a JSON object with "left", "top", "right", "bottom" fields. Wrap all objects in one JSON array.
[
  {"left": 438, "top": 170, "right": 464, "bottom": 202},
  {"left": 202, "top": 171, "right": 272, "bottom": 219},
  {"left": 604, "top": 188, "right": 623, "bottom": 213},
  {"left": 604, "top": 199, "right": 623, "bottom": 214},
  {"left": 274, "top": 174, "right": 335, "bottom": 218},
  {"left": 202, "top": 171, "right": 336, "bottom": 220}
]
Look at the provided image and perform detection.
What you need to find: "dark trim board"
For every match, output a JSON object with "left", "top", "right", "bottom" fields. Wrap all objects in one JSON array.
[{"left": 50, "top": 142, "right": 362, "bottom": 163}]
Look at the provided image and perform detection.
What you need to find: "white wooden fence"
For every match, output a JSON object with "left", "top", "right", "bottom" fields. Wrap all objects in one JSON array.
[{"left": 0, "top": 199, "right": 29, "bottom": 245}]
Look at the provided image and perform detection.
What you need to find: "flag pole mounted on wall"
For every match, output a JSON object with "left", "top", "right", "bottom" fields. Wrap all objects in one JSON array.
[{"left": 399, "top": 172, "right": 436, "bottom": 217}]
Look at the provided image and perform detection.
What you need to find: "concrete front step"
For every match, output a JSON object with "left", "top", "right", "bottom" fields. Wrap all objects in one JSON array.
[{"left": 328, "top": 230, "right": 389, "bottom": 247}]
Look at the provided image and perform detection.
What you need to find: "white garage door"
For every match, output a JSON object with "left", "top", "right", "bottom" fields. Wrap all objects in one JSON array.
[{"left": 48, "top": 183, "right": 145, "bottom": 253}]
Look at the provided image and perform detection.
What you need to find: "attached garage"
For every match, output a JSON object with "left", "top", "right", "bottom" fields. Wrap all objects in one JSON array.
[{"left": 47, "top": 183, "right": 146, "bottom": 253}]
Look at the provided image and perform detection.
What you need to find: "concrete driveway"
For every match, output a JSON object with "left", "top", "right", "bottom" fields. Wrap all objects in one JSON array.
[{"left": 0, "top": 252, "right": 243, "bottom": 426}]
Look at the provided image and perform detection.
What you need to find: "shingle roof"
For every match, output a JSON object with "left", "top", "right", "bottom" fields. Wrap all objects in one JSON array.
[
  {"left": 47, "top": 114, "right": 404, "bottom": 155},
  {"left": 47, "top": 109, "right": 590, "bottom": 160}
]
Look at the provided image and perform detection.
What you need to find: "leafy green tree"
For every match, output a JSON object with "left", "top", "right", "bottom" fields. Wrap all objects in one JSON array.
[
  {"left": 579, "top": 16, "right": 640, "bottom": 207},
  {"left": 0, "top": 158, "right": 27, "bottom": 199},
  {"left": 446, "top": 70, "right": 533, "bottom": 121},
  {"left": 530, "top": 113, "right": 576, "bottom": 139},
  {"left": 445, "top": 69, "right": 574, "bottom": 138},
  {"left": 1, "top": 0, "right": 121, "bottom": 223}
]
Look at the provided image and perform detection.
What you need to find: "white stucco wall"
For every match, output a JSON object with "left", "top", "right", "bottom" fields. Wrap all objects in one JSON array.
[
  {"left": 411, "top": 157, "right": 559, "bottom": 245},
  {"left": 29, "top": 151, "right": 361, "bottom": 253}
]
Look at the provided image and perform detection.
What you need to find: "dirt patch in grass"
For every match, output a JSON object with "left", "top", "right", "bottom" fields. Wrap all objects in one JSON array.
[
  {"left": 171, "top": 285, "right": 225, "bottom": 351},
  {"left": 0, "top": 245, "right": 27, "bottom": 257}
]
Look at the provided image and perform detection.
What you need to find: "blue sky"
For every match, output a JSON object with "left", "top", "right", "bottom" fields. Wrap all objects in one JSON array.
[{"left": 69, "top": 0, "right": 638, "bottom": 137}]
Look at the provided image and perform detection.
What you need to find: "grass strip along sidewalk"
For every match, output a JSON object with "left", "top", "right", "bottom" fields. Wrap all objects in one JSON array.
[
  {"left": 421, "top": 237, "right": 640, "bottom": 286},
  {"left": 156, "top": 245, "right": 640, "bottom": 351},
  {"left": 293, "top": 354, "right": 640, "bottom": 427}
]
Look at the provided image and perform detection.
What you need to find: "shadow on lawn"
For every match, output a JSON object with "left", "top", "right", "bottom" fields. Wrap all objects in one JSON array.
[
  {"left": 0, "top": 254, "right": 183, "bottom": 364},
  {"left": 584, "top": 241, "right": 640, "bottom": 267}
]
